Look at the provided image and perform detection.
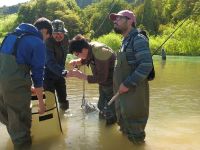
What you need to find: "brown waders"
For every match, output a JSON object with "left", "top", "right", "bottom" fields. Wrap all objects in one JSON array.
[
  {"left": 0, "top": 53, "right": 32, "bottom": 150},
  {"left": 113, "top": 52, "right": 149, "bottom": 143}
]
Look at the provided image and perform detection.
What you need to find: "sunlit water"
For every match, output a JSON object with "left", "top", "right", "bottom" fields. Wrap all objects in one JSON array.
[{"left": 0, "top": 56, "right": 200, "bottom": 150}]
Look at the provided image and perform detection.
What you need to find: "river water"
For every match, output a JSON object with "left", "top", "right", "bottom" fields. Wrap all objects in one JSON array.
[{"left": 0, "top": 56, "right": 200, "bottom": 150}]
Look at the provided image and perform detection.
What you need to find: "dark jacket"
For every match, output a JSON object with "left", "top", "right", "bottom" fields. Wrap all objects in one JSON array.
[{"left": 45, "top": 34, "right": 69, "bottom": 79}]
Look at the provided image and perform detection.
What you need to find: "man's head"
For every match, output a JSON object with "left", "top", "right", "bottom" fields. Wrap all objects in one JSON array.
[
  {"left": 52, "top": 19, "right": 68, "bottom": 42},
  {"left": 69, "top": 35, "right": 89, "bottom": 59},
  {"left": 109, "top": 10, "right": 136, "bottom": 36},
  {"left": 34, "top": 17, "right": 52, "bottom": 41}
]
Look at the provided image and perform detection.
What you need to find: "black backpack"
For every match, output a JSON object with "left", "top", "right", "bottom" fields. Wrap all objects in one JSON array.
[{"left": 124, "top": 29, "right": 155, "bottom": 81}]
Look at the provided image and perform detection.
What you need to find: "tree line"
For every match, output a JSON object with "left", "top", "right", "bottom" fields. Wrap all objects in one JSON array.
[
  {"left": 0, "top": 0, "right": 199, "bottom": 55},
  {"left": 1, "top": 0, "right": 199, "bottom": 38}
]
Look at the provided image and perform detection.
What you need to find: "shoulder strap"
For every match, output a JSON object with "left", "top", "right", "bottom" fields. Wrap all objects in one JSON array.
[
  {"left": 0, "top": 32, "right": 33, "bottom": 55},
  {"left": 11, "top": 32, "right": 33, "bottom": 56},
  {"left": 0, "top": 33, "right": 10, "bottom": 52}
]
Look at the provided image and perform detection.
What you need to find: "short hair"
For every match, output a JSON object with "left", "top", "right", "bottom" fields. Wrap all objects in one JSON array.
[
  {"left": 73, "top": 34, "right": 85, "bottom": 40},
  {"left": 34, "top": 17, "right": 53, "bottom": 35},
  {"left": 69, "top": 38, "right": 90, "bottom": 54}
]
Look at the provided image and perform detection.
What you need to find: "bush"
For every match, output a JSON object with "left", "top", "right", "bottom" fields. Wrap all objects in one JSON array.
[
  {"left": 95, "top": 32, "right": 122, "bottom": 52},
  {"left": 149, "top": 19, "right": 200, "bottom": 56}
]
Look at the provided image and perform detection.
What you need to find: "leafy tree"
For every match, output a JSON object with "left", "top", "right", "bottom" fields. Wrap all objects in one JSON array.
[
  {"left": 83, "top": 0, "right": 131, "bottom": 38},
  {"left": 65, "top": 0, "right": 81, "bottom": 12},
  {"left": 140, "top": 0, "right": 159, "bottom": 34},
  {"left": 17, "top": 0, "right": 84, "bottom": 38},
  {"left": 17, "top": 2, "right": 37, "bottom": 23},
  {"left": 76, "top": 0, "right": 99, "bottom": 8},
  {"left": 45, "top": 0, "right": 67, "bottom": 20},
  {"left": 53, "top": 10, "right": 84, "bottom": 38},
  {"left": 192, "top": 1, "right": 200, "bottom": 19},
  {"left": 162, "top": 0, "right": 179, "bottom": 22},
  {"left": 172, "top": 0, "right": 199, "bottom": 22}
]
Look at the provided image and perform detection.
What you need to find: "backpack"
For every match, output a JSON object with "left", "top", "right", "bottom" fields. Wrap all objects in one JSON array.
[
  {"left": 0, "top": 32, "right": 33, "bottom": 56},
  {"left": 124, "top": 29, "right": 155, "bottom": 81}
]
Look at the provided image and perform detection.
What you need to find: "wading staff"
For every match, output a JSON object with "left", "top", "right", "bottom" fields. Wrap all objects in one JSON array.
[{"left": 107, "top": 91, "right": 120, "bottom": 106}]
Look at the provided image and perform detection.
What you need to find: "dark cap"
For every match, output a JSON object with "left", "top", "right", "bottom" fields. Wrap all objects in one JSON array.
[
  {"left": 52, "top": 19, "right": 68, "bottom": 33},
  {"left": 109, "top": 10, "right": 136, "bottom": 24}
]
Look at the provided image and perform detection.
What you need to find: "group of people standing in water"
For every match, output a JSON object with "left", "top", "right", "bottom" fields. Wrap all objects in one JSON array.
[{"left": 0, "top": 9, "right": 153, "bottom": 149}]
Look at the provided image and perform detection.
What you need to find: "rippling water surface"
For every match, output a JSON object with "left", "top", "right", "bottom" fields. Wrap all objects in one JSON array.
[{"left": 0, "top": 56, "right": 200, "bottom": 150}]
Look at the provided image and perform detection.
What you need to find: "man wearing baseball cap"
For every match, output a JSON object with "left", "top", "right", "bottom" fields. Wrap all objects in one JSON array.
[
  {"left": 44, "top": 19, "right": 70, "bottom": 111},
  {"left": 109, "top": 10, "right": 153, "bottom": 144}
]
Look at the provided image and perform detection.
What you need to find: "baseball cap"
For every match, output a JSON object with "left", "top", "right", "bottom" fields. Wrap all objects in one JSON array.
[
  {"left": 109, "top": 10, "right": 136, "bottom": 24},
  {"left": 52, "top": 19, "right": 68, "bottom": 33}
]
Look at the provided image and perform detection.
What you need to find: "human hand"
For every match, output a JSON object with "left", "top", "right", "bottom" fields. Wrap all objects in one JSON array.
[
  {"left": 38, "top": 100, "right": 46, "bottom": 114},
  {"left": 69, "top": 60, "right": 77, "bottom": 68},
  {"left": 67, "top": 69, "right": 87, "bottom": 80},
  {"left": 66, "top": 69, "right": 76, "bottom": 78},
  {"left": 68, "top": 59, "right": 81, "bottom": 69},
  {"left": 31, "top": 86, "right": 36, "bottom": 94},
  {"left": 118, "top": 83, "right": 129, "bottom": 94}
]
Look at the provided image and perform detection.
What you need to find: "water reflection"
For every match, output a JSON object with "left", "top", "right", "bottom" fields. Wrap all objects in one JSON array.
[{"left": 0, "top": 56, "right": 200, "bottom": 150}]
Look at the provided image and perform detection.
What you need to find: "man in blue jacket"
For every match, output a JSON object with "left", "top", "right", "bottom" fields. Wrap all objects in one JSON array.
[
  {"left": 44, "top": 19, "right": 69, "bottom": 110},
  {"left": 0, "top": 17, "right": 52, "bottom": 150}
]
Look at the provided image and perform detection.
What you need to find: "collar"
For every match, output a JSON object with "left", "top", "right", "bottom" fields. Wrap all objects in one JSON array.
[
  {"left": 122, "top": 28, "right": 138, "bottom": 43},
  {"left": 83, "top": 44, "right": 94, "bottom": 66}
]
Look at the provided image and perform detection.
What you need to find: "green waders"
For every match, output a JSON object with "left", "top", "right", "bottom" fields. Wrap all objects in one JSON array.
[
  {"left": 98, "top": 84, "right": 116, "bottom": 124},
  {"left": 113, "top": 52, "right": 149, "bottom": 143},
  {"left": 90, "top": 44, "right": 116, "bottom": 124},
  {"left": 0, "top": 53, "right": 32, "bottom": 149}
]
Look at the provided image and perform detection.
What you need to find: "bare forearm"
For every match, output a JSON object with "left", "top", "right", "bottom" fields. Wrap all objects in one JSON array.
[{"left": 34, "top": 87, "right": 45, "bottom": 114}]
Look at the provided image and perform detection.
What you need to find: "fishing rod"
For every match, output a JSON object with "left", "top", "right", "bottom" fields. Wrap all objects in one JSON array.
[
  {"left": 107, "top": 18, "right": 189, "bottom": 106},
  {"left": 93, "top": 0, "right": 116, "bottom": 37},
  {"left": 152, "top": 17, "right": 189, "bottom": 56}
]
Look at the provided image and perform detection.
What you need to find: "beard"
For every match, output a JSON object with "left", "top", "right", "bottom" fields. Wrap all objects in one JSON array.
[{"left": 113, "top": 27, "right": 123, "bottom": 34}]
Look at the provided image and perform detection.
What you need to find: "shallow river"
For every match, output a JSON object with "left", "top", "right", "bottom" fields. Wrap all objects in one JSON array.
[{"left": 0, "top": 56, "right": 200, "bottom": 150}]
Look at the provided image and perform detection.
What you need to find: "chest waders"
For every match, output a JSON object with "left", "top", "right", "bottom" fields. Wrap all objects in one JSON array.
[
  {"left": 0, "top": 48, "right": 32, "bottom": 147},
  {"left": 113, "top": 51, "right": 149, "bottom": 142},
  {"left": 90, "top": 44, "right": 116, "bottom": 124}
]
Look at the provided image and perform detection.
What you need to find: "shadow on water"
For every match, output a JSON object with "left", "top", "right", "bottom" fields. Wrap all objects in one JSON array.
[{"left": 0, "top": 56, "right": 200, "bottom": 150}]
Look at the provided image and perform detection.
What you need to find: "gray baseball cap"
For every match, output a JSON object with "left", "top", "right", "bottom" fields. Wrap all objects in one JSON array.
[{"left": 52, "top": 19, "right": 68, "bottom": 33}]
